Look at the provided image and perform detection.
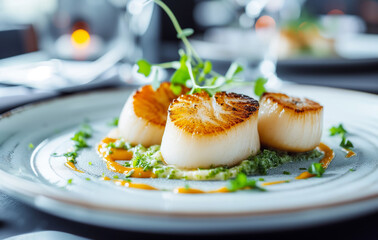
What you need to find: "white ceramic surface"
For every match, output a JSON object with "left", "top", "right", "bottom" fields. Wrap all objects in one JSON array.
[{"left": 0, "top": 85, "right": 377, "bottom": 233}]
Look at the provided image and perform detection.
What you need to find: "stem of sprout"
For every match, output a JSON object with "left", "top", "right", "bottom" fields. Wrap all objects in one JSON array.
[{"left": 153, "top": 0, "right": 203, "bottom": 64}]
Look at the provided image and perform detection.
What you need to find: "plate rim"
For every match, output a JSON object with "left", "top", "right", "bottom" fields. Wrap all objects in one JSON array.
[{"left": 0, "top": 84, "right": 378, "bottom": 219}]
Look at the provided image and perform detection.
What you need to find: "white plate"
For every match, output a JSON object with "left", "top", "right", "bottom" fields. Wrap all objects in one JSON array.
[{"left": 0, "top": 85, "right": 378, "bottom": 233}]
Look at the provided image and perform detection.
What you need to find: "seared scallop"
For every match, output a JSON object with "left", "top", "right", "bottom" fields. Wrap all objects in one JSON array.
[
  {"left": 116, "top": 83, "right": 187, "bottom": 146},
  {"left": 258, "top": 92, "right": 323, "bottom": 152},
  {"left": 160, "top": 92, "right": 260, "bottom": 169}
]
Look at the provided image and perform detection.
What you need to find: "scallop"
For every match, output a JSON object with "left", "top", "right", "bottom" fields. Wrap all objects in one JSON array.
[
  {"left": 116, "top": 83, "right": 187, "bottom": 146},
  {"left": 160, "top": 92, "right": 260, "bottom": 169},
  {"left": 258, "top": 92, "right": 323, "bottom": 152}
]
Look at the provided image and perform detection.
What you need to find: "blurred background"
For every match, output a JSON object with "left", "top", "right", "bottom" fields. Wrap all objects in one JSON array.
[{"left": 0, "top": 0, "right": 377, "bottom": 111}]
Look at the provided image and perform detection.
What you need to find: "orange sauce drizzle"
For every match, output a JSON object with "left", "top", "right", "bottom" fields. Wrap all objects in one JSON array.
[
  {"left": 261, "top": 180, "right": 289, "bottom": 186},
  {"left": 343, "top": 148, "right": 356, "bottom": 158},
  {"left": 97, "top": 139, "right": 335, "bottom": 193},
  {"left": 65, "top": 161, "right": 84, "bottom": 173},
  {"left": 296, "top": 142, "right": 334, "bottom": 180},
  {"left": 113, "top": 179, "right": 158, "bottom": 190},
  {"left": 97, "top": 138, "right": 156, "bottom": 178},
  {"left": 174, "top": 187, "right": 205, "bottom": 194}
]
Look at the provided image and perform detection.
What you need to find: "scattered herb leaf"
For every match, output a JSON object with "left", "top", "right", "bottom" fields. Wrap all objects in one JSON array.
[
  {"left": 227, "top": 173, "right": 266, "bottom": 192},
  {"left": 283, "top": 171, "right": 291, "bottom": 175},
  {"left": 28, "top": 143, "right": 34, "bottom": 149},
  {"left": 329, "top": 124, "right": 354, "bottom": 150},
  {"left": 329, "top": 124, "right": 347, "bottom": 136},
  {"left": 85, "top": 177, "right": 91, "bottom": 181},
  {"left": 59, "top": 123, "right": 93, "bottom": 165},
  {"left": 254, "top": 77, "right": 268, "bottom": 97},
  {"left": 67, "top": 179, "right": 73, "bottom": 185},
  {"left": 340, "top": 136, "right": 354, "bottom": 149},
  {"left": 308, "top": 163, "right": 325, "bottom": 177},
  {"left": 136, "top": 59, "right": 152, "bottom": 77}
]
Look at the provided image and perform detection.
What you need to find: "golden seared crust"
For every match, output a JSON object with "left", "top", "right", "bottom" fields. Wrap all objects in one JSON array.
[
  {"left": 169, "top": 91, "right": 259, "bottom": 135},
  {"left": 133, "top": 83, "right": 188, "bottom": 127},
  {"left": 261, "top": 92, "right": 322, "bottom": 113}
]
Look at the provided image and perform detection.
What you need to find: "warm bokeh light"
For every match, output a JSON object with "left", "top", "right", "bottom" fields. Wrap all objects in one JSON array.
[
  {"left": 71, "top": 29, "right": 91, "bottom": 48},
  {"left": 328, "top": 9, "right": 344, "bottom": 15},
  {"left": 255, "top": 15, "right": 276, "bottom": 30}
]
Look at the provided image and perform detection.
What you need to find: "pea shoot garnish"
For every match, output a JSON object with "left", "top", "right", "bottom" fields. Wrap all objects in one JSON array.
[
  {"left": 308, "top": 163, "right": 325, "bottom": 177},
  {"left": 52, "top": 123, "right": 93, "bottom": 165},
  {"left": 137, "top": 0, "right": 266, "bottom": 96},
  {"left": 227, "top": 173, "right": 266, "bottom": 192},
  {"left": 254, "top": 77, "right": 268, "bottom": 97},
  {"left": 329, "top": 124, "right": 354, "bottom": 155}
]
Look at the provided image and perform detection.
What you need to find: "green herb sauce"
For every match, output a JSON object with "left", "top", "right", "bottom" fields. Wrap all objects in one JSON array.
[{"left": 108, "top": 139, "right": 323, "bottom": 181}]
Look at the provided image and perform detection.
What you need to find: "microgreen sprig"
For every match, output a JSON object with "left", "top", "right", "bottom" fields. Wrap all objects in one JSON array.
[
  {"left": 137, "top": 0, "right": 265, "bottom": 96},
  {"left": 329, "top": 124, "right": 354, "bottom": 150},
  {"left": 53, "top": 123, "right": 93, "bottom": 164},
  {"left": 308, "top": 163, "right": 325, "bottom": 177},
  {"left": 227, "top": 173, "right": 266, "bottom": 192}
]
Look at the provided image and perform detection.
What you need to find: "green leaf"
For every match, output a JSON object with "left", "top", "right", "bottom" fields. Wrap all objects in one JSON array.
[
  {"left": 340, "top": 136, "right": 354, "bottom": 149},
  {"left": 227, "top": 173, "right": 266, "bottom": 192},
  {"left": 136, "top": 59, "right": 152, "bottom": 77},
  {"left": 171, "top": 68, "right": 190, "bottom": 85},
  {"left": 308, "top": 163, "right": 325, "bottom": 177},
  {"left": 254, "top": 77, "right": 268, "bottom": 97},
  {"left": 225, "top": 62, "right": 244, "bottom": 79},
  {"left": 329, "top": 124, "right": 347, "bottom": 136},
  {"left": 28, "top": 143, "right": 34, "bottom": 149},
  {"left": 151, "top": 69, "right": 160, "bottom": 90},
  {"left": 170, "top": 84, "right": 183, "bottom": 95},
  {"left": 67, "top": 179, "right": 73, "bottom": 185},
  {"left": 203, "top": 61, "right": 212, "bottom": 74},
  {"left": 177, "top": 28, "right": 194, "bottom": 39},
  {"left": 170, "top": 55, "right": 191, "bottom": 86},
  {"left": 329, "top": 124, "right": 353, "bottom": 150}
]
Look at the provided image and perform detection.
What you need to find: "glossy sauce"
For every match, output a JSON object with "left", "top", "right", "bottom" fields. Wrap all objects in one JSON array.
[
  {"left": 113, "top": 179, "right": 158, "bottom": 190},
  {"left": 98, "top": 140, "right": 335, "bottom": 193},
  {"left": 65, "top": 161, "right": 84, "bottom": 173},
  {"left": 174, "top": 186, "right": 230, "bottom": 194},
  {"left": 344, "top": 148, "right": 356, "bottom": 158},
  {"left": 261, "top": 180, "right": 289, "bottom": 186},
  {"left": 98, "top": 138, "right": 156, "bottom": 178},
  {"left": 296, "top": 142, "right": 334, "bottom": 180}
]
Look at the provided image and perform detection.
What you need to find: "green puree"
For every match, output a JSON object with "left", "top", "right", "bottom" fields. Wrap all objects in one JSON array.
[{"left": 106, "top": 139, "right": 323, "bottom": 181}]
